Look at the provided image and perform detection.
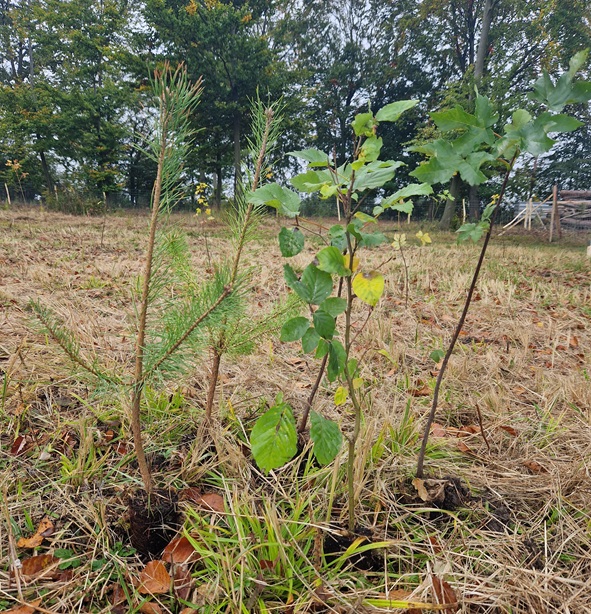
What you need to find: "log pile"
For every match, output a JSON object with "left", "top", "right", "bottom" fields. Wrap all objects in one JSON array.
[{"left": 550, "top": 187, "right": 591, "bottom": 240}]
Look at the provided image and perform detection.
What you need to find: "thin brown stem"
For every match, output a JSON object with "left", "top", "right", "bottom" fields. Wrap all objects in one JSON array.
[
  {"left": 344, "top": 271, "right": 363, "bottom": 533},
  {"left": 475, "top": 403, "right": 491, "bottom": 453},
  {"left": 230, "top": 107, "right": 273, "bottom": 284},
  {"left": 399, "top": 244, "right": 410, "bottom": 309},
  {"left": 141, "top": 286, "right": 231, "bottom": 384},
  {"left": 203, "top": 108, "right": 275, "bottom": 424},
  {"left": 130, "top": 96, "right": 169, "bottom": 494},
  {"left": 416, "top": 157, "right": 516, "bottom": 478},
  {"left": 205, "top": 349, "right": 222, "bottom": 421},
  {"left": 298, "top": 353, "right": 328, "bottom": 433}
]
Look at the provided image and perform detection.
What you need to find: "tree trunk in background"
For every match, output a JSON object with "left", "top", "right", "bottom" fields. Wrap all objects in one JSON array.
[
  {"left": 475, "top": 0, "right": 494, "bottom": 81},
  {"left": 233, "top": 112, "right": 241, "bottom": 196},
  {"left": 468, "top": 184, "right": 480, "bottom": 221},
  {"left": 214, "top": 151, "right": 222, "bottom": 207},
  {"left": 469, "top": 0, "right": 495, "bottom": 221},
  {"left": 440, "top": 174, "right": 461, "bottom": 230},
  {"left": 39, "top": 148, "right": 54, "bottom": 194}
]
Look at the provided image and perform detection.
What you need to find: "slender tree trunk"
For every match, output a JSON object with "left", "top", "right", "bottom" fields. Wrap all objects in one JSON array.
[
  {"left": 469, "top": 0, "right": 495, "bottom": 221},
  {"left": 475, "top": 0, "right": 494, "bottom": 80},
  {"left": 38, "top": 147, "right": 54, "bottom": 193},
  {"left": 233, "top": 112, "right": 241, "bottom": 196},
  {"left": 215, "top": 150, "right": 222, "bottom": 207},
  {"left": 440, "top": 174, "right": 461, "bottom": 230},
  {"left": 468, "top": 184, "right": 480, "bottom": 221}
]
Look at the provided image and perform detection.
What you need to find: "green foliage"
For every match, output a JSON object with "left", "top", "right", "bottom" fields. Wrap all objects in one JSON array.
[
  {"left": 250, "top": 394, "right": 298, "bottom": 473},
  {"left": 310, "top": 411, "right": 343, "bottom": 465},
  {"left": 249, "top": 101, "right": 426, "bottom": 526},
  {"left": 278, "top": 227, "right": 305, "bottom": 257}
]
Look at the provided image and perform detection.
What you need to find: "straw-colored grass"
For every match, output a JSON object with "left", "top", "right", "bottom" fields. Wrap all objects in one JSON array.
[{"left": 1, "top": 206, "right": 590, "bottom": 613}]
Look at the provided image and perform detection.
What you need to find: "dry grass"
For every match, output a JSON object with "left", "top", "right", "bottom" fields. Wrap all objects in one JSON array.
[{"left": 1, "top": 206, "right": 590, "bottom": 613}]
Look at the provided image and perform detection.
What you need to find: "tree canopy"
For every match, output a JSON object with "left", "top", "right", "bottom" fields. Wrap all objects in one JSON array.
[{"left": 0, "top": 0, "right": 589, "bottom": 215}]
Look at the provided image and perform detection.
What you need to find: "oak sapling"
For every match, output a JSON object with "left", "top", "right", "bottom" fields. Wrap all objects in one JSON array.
[{"left": 249, "top": 100, "right": 432, "bottom": 531}]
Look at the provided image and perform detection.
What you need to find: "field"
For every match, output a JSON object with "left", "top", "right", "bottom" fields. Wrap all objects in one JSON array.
[{"left": 1, "top": 206, "right": 590, "bottom": 613}]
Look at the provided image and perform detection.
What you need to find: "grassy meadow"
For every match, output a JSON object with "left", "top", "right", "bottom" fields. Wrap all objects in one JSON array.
[{"left": 1, "top": 206, "right": 590, "bottom": 613}]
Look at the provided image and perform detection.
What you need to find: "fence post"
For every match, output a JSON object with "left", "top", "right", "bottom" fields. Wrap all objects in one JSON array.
[{"left": 549, "top": 185, "right": 558, "bottom": 242}]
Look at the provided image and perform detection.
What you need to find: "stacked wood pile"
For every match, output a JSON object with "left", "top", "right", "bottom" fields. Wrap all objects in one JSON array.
[{"left": 549, "top": 187, "right": 591, "bottom": 241}]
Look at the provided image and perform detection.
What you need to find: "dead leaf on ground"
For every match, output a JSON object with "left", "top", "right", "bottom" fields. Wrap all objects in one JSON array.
[
  {"left": 17, "top": 516, "right": 55, "bottom": 548},
  {"left": 10, "top": 435, "right": 29, "bottom": 455},
  {"left": 428, "top": 536, "right": 442, "bottom": 554},
  {"left": 173, "top": 563, "right": 194, "bottom": 601},
  {"left": 499, "top": 425, "right": 518, "bottom": 437},
  {"left": 409, "top": 383, "right": 431, "bottom": 397},
  {"left": 412, "top": 478, "right": 446, "bottom": 503},
  {"left": 162, "top": 535, "right": 199, "bottom": 565},
  {"left": 4, "top": 599, "right": 43, "bottom": 614},
  {"left": 21, "top": 554, "right": 59, "bottom": 578},
  {"left": 412, "top": 478, "right": 430, "bottom": 502},
  {"left": 432, "top": 575, "right": 459, "bottom": 612},
  {"left": 523, "top": 460, "right": 548, "bottom": 474},
  {"left": 114, "top": 441, "right": 129, "bottom": 455},
  {"left": 109, "top": 583, "right": 126, "bottom": 606},
  {"left": 459, "top": 425, "right": 480, "bottom": 435},
  {"left": 181, "top": 490, "right": 225, "bottom": 513},
  {"left": 456, "top": 440, "right": 477, "bottom": 455},
  {"left": 431, "top": 423, "right": 447, "bottom": 438},
  {"left": 138, "top": 560, "right": 171, "bottom": 595},
  {"left": 139, "top": 602, "right": 163, "bottom": 614}
]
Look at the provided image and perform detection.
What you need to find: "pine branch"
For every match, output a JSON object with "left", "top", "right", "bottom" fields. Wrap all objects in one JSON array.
[{"left": 30, "top": 300, "right": 122, "bottom": 385}]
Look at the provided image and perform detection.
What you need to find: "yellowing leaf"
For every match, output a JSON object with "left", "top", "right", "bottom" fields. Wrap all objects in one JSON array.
[
  {"left": 334, "top": 386, "right": 348, "bottom": 406},
  {"left": 342, "top": 253, "right": 360, "bottom": 272},
  {"left": 352, "top": 377, "right": 364, "bottom": 390},
  {"left": 416, "top": 230, "right": 432, "bottom": 246},
  {"left": 391, "top": 233, "right": 407, "bottom": 251},
  {"left": 352, "top": 271, "right": 384, "bottom": 307}
]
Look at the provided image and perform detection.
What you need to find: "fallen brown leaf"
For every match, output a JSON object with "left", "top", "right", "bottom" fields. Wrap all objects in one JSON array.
[
  {"left": 21, "top": 554, "right": 59, "bottom": 578},
  {"left": 499, "top": 425, "right": 518, "bottom": 437},
  {"left": 456, "top": 440, "right": 477, "bottom": 455},
  {"left": 431, "top": 423, "right": 447, "bottom": 438},
  {"left": 412, "top": 478, "right": 446, "bottom": 503},
  {"left": 173, "top": 563, "right": 194, "bottom": 601},
  {"left": 523, "top": 460, "right": 548, "bottom": 474},
  {"left": 109, "top": 583, "right": 126, "bottom": 607},
  {"left": 139, "top": 602, "right": 163, "bottom": 614},
  {"left": 138, "top": 560, "right": 171, "bottom": 595},
  {"left": 412, "top": 478, "right": 429, "bottom": 502},
  {"left": 183, "top": 491, "right": 225, "bottom": 513},
  {"left": 428, "top": 536, "right": 442, "bottom": 554},
  {"left": 432, "top": 575, "right": 458, "bottom": 612},
  {"left": 17, "top": 516, "right": 55, "bottom": 548},
  {"left": 162, "top": 535, "right": 199, "bottom": 565},
  {"left": 10, "top": 435, "right": 28, "bottom": 455},
  {"left": 409, "top": 384, "right": 431, "bottom": 397},
  {"left": 4, "top": 599, "right": 43, "bottom": 614}
]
